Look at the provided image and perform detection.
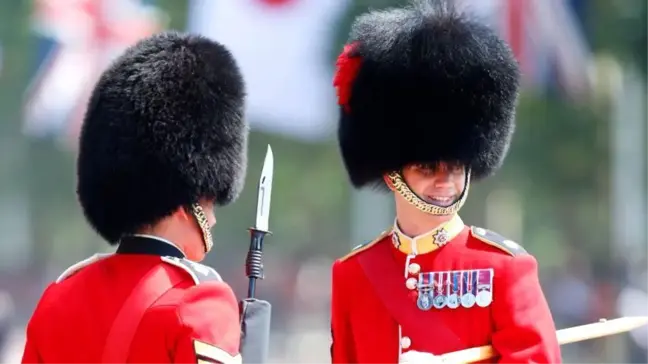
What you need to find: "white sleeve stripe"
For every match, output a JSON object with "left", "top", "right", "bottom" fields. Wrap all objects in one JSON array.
[{"left": 194, "top": 340, "right": 242, "bottom": 364}]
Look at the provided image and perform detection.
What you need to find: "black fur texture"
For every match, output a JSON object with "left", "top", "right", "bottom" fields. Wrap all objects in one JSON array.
[
  {"left": 337, "top": 0, "right": 520, "bottom": 189},
  {"left": 77, "top": 31, "right": 248, "bottom": 244}
]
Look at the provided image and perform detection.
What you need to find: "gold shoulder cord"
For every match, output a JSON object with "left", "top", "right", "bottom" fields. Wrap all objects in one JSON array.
[
  {"left": 191, "top": 203, "right": 213, "bottom": 253},
  {"left": 387, "top": 170, "right": 471, "bottom": 215}
]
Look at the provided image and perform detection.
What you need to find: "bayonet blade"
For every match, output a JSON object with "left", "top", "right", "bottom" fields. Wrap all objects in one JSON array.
[{"left": 254, "top": 145, "right": 274, "bottom": 232}]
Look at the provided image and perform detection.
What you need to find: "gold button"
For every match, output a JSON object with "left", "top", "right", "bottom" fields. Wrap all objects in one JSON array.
[
  {"left": 401, "top": 336, "right": 411, "bottom": 349},
  {"left": 407, "top": 263, "right": 421, "bottom": 275},
  {"left": 405, "top": 277, "right": 417, "bottom": 290}
]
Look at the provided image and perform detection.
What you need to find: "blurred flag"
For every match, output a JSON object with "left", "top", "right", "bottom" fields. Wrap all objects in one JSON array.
[
  {"left": 459, "top": 0, "right": 592, "bottom": 100},
  {"left": 23, "top": 0, "right": 164, "bottom": 147},
  {"left": 188, "top": 0, "right": 350, "bottom": 142}
]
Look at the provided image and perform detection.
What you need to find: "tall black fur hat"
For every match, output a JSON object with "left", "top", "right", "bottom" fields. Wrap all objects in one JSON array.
[
  {"left": 77, "top": 31, "right": 247, "bottom": 244},
  {"left": 334, "top": 0, "right": 520, "bottom": 189}
]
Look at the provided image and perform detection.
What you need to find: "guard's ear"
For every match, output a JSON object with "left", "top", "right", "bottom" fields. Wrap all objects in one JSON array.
[
  {"left": 383, "top": 174, "right": 396, "bottom": 192},
  {"left": 176, "top": 205, "right": 194, "bottom": 223}
]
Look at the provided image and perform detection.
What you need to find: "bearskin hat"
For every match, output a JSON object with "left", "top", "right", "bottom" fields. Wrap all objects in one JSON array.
[
  {"left": 334, "top": 0, "right": 520, "bottom": 189},
  {"left": 77, "top": 31, "right": 247, "bottom": 244}
]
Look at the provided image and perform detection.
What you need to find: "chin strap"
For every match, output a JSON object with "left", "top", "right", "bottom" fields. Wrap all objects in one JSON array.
[
  {"left": 191, "top": 203, "right": 213, "bottom": 253},
  {"left": 386, "top": 169, "right": 471, "bottom": 216}
]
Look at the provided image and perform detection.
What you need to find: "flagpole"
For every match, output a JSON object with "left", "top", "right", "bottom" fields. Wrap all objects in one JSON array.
[
  {"left": 606, "top": 58, "right": 646, "bottom": 362},
  {"left": 609, "top": 62, "right": 646, "bottom": 263}
]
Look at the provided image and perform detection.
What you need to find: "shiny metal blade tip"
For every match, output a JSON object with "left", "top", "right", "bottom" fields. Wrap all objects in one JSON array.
[{"left": 254, "top": 145, "right": 274, "bottom": 231}]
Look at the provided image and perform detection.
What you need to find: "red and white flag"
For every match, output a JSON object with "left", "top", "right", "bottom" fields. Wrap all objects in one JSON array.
[
  {"left": 188, "top": 0, "right": 350, "bottom": 142},
  {"left": 23, "top": 0, "right": 163, "bottom": 146},
  {"left": 458, "top": 0, "right": 592, "bottom": 99}
]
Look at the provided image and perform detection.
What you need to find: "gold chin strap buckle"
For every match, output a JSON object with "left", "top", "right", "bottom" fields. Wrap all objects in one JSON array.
[
  {"left": 191, "top": 203, "right": 213, "bottom": 253},
  {"left": 387, "top": 170, "right": 471, "bottom": 216}
]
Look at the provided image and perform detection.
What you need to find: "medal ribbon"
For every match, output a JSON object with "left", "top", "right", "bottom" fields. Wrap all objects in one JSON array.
[
  {"left": 458, "top": 271, "right": 464, "bottom": 295},
  {"left": 436, "top": 272, "right": 444, "bottom": 296},
  {"left": 428, "top": 272, "right": 435, "bottom": 297},
  {"left": 418, "top": 272, "right": 431, "bottom": 291},
  {"left": 470, "top": 270, "right": 478, "bottom": 295},
  {"left": 477, "top": 269, "right": 492, "bottom": 292}
]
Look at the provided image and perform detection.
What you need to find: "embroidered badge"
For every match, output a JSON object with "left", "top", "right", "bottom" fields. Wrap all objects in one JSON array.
[{"left": 433, "top": 228, "right": 450, "bottom": 246}]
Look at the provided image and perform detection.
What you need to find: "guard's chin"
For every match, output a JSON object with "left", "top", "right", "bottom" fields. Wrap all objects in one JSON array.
[{"left": 424, "top": 195, "right": 457, "bottom": 207}]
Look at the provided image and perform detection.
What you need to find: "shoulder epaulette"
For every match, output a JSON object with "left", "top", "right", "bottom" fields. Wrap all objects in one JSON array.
[
  {"left": 161, "top": 256, "right": 222, "bottom": 284},
  {"left": 338, "top": 230, "right": 390, "bottom": 262},
  {"left": 56, "top": 253, "right": 113, "bottom": 283},
  {"left": 470, "top": 226, "right": 527, "bottom": 256}
]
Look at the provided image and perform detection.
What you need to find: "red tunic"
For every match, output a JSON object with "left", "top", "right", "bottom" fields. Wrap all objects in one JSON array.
[
  {"left": 330, "top": 215, "right": 561, "bottom": 363},
  {"left": 21, "top": 236, "right": 241, "bottom": 363}
]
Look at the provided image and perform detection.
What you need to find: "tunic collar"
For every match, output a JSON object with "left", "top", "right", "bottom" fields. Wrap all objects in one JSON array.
[
  {"left": 117, "top": 234, "right": 185, "bottom": 258},
  {"left": 391, "top": 214, "right": 464, "bottom": 255}
]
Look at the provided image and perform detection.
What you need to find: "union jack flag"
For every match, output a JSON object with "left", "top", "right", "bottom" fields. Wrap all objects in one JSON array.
[
  {"left": 23, "top": 0, "right": 164, "bottom": 148},
  {"left": 459, "top": 0, "right": 592, "bottom": 101}
]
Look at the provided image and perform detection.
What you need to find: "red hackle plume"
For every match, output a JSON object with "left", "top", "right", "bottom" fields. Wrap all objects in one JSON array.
[{"left": 333, "top": 43, "right": 361, "bottom": 113}]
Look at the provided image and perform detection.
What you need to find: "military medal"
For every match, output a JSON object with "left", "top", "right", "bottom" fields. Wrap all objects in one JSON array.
[
  {"left": 417, "top": 292, "right": 432, "bottom": 311},
  {"left": 432, "top": 272, "right": 447, "bottom": 309},
  {"left": 417, "top": 272, "right": 433, "bottom": 311},
  {"left": 446, "top": 271, "right": 460, "bottom": 309},
  {"left": 460, "top": 271, "right": 476, "bottom": 308},
  {"left": 476, "top": 269, "right": 494, "bottom": 307}
]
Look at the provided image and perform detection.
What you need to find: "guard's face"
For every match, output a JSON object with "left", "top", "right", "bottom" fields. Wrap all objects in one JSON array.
[{"left": 401, "top": 162, "right": 466, "bottom": 207}]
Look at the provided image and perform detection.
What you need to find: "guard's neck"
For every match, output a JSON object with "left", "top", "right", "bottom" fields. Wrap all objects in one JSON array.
[
  {"left": 129, "top": 233, "right": 184, "bottom": 255},
  {"left": 395, "top": 205, "right": 455, "bottom": 237},
  {"left": 136, "top": 221, "right": 189, "bottom": 256}
]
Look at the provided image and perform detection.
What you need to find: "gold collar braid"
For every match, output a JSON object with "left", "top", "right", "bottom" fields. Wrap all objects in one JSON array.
[
  {"left": 191, "top": 203, "right": 213, "bottom": 253},
  {"left": 387, "top": 169, "right": 471, "bottom": 216}
]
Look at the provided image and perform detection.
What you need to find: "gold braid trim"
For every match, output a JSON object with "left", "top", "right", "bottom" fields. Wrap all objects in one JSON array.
[{"left": 191, "top": 203, "right": 213, "bottom": 253}]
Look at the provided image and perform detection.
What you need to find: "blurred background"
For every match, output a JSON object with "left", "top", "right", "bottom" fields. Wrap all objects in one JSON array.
[{"left": 0, "top": 0, "right": 646, "bottom": 362}]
